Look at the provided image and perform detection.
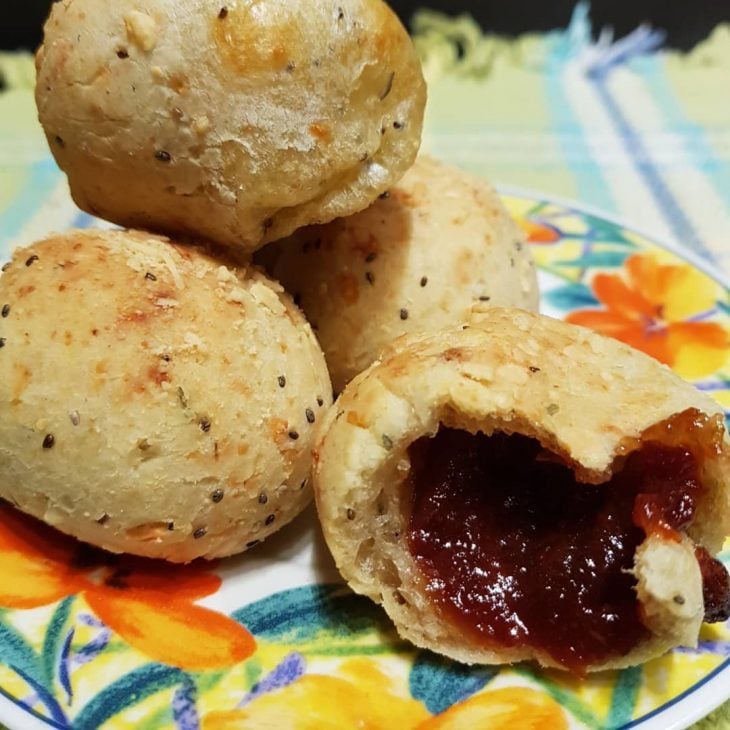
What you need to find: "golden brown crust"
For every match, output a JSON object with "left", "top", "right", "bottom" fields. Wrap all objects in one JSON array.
[
  {"left": 313, "top": 308, "right": 729, "bottom": 670},
  {"left": 35, "top": 0, "right": 426, "bottom": 252},
  {"left": 0, "top": 229, "right": 332, "bottom": 562},
  {"left": 258, "top": 156, "right": 539, "bottom": 391}
]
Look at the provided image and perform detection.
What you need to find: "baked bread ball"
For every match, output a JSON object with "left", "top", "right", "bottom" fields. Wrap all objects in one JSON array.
[
  {"left": 35, "top": 0, "right": 426, "bottom": 252},
  {"left": 0, "top": 229, "right": 332, "bottom": 562},
  {"left": 313, "top": 308, "right": 730, "bottom": 672},
  {"left": 257, "top": 157, "right": 539, "bottom": 392}
]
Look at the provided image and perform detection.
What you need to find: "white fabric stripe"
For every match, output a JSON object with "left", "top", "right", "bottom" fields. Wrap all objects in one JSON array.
[
  {"left": 659, "top": 167, "right": 730, "bottom": 269},
  {"left": 561, "top": 63, "right": 675, "bottom": 245},
  {"left": 606, "top": 68, "right": 730, "bottom": 270},
  {"left": 426, "top": 130, "right": 730, "bottom": 165},
  {"left": 423, "top": 133, "right": 589, "bottom": 165}
]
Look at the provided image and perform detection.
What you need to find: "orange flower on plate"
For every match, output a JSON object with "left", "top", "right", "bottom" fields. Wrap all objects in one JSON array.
[
  {"left": 518, "top": 218, "right": 561, "bottom": 244},
  {"left": 566, "top": 253, "right": 729, "bottom": 379},
  {"left": 203, "top": 659, "right": 430, "bottom": 730},
  {"left": 202, "top": 658, "right": 568, "bottom": 730},
  {"left": 0, "top": 502, "right": 255, "bottom": 670}
]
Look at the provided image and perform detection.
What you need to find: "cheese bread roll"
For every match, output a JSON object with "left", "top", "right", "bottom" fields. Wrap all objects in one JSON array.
[{"left": 0, "top": 229, "right": 332, "bottom": 562}]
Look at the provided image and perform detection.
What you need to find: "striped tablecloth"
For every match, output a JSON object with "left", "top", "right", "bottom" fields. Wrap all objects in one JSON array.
[{"left": 416, "top": 5, "right": 730, "bottom": 278}]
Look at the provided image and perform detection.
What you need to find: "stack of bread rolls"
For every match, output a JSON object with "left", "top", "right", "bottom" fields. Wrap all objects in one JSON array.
[
  {"left": 0, "top": 0, "right": 726, "bottom": 673},
  {"left": 3, "top": 0, "right": 431, "bottom": 562}
]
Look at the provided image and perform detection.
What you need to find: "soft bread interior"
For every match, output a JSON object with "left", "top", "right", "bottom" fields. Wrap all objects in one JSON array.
[
  {"left": 635, "top": 536, "right": 703, "bottom": 647},
  {"left": 323, "top": 415, "right": 726, "bottom": 671},
  {"left": 314, "top": 309, "right": 730, "bottom": 671}
]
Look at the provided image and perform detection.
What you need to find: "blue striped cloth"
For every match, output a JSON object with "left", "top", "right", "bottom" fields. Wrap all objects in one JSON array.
[{"left": 416, "top": 3, "right": 730, "bottom": 278}]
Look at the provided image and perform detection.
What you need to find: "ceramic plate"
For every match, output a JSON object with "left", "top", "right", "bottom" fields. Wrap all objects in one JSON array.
[{"left": 0, "top": 191, "right": 728, "bottom": 730}]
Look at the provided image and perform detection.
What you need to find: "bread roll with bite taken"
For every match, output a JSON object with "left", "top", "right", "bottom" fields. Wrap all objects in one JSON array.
[
  {"left": 313, "top": 307, "right": 730, "bottom": 672},
  {"left": 35, "top": 0, "right": 426, "bottom": 252},
  {"left": 0, "top": 229, "right": 332, "bottom": 562},
  {"left": 257, "top": 157, "right": 538, "bottom": 392}
]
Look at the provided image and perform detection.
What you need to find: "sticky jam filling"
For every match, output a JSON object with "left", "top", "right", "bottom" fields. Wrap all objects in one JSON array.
[{"left": 406, "top": 409, "right": 729, "bottom": 671}]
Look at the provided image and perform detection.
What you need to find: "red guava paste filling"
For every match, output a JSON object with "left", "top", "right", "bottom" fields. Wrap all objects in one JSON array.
[
  {"left": 696, "top": 547, "right": 730, "bottom": 623},
  {"left": 406, "top": 409, "right": 728, "bottom": 671}
]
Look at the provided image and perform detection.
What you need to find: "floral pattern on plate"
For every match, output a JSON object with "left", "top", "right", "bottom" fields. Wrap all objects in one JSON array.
[{"left": 0, "top": 192, "right": 728, "bottom": 730}]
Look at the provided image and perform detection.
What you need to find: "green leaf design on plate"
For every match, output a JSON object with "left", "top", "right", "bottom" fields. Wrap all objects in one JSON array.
[
  {"left": 243, "top": 659, "right": 263, "bottom": 691},
  {"left": 232, "top": 584, "right": 401, "bottom": 652},
  {"left": 554, "top": 250, "right": 631, "bottom": 269},
  {"left": 0, "top": 615, "right": 72, "bottom": 726},
  {"left": 524, "top": 201, "right": 550, "bottom": 218},
  {"left": 409, "top": 650, "right": 498, "bottom": 714},
  {"left": 73, "top": 664, "right": 187, "bottom": 730},
  {"left": 605, "top": 666, "right": 643, "bottom": 728},
  {"left": 41, "top": 596, "right": 75, "bottom": 687},
  {"left": 544, "top": 282, "right": 600, "bottom": 310},
  {"left": 0, "top": 614, "right": 42, "bottom": 685},
  {"left": 582, "top": 214, "right": 637, "bottom": 247}
]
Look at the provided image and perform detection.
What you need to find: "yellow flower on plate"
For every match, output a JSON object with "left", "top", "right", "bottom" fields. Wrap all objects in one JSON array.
[
  {"left": 417, "top": 687, "right": 568, "bottom": 729},
  {"left": 203, "top": 659, "right": 429, "bottom": 730},
  {"left": 203, "top": 658, "right": 570, "bottom": 730}
]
